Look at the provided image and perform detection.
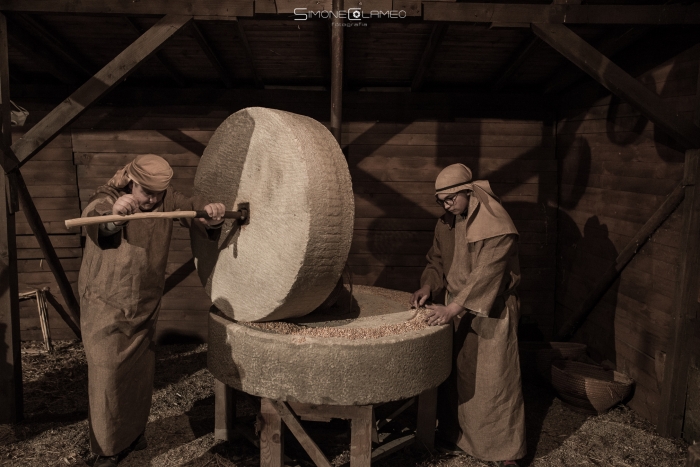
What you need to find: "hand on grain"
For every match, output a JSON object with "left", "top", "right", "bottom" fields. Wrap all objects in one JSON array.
[
  {"left": 426, "top": 303, "right": 463, "bottom": 326},
  {"left": 112, "top": 194, "right": 139, "bottom": 224},
  {"left": 199, "top": 203, "right": 226, "bottom": 227},
  {"left": 410, "top": 285, "right": 431, "bottom": 308}
]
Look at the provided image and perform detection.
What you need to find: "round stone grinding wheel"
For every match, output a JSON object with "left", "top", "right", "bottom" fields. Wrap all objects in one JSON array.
[{"left": 191, "top": 107, "right": 354, "bottom": 322}]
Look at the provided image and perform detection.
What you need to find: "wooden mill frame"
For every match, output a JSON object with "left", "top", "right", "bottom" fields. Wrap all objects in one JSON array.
[{"left": 0, "top": 1, "right": 699, "bottom": 447}]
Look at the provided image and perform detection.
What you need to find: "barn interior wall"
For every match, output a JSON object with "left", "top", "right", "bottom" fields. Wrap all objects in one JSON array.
[
  {"left": 12, "top": 89, "right": 557, "bottom": 343},
  {"left": 554, "top": 44, "right": 700, "bottom": 425}
]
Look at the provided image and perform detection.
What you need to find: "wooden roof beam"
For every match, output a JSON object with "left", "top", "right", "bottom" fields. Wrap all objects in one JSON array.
[
  {"left": 191, "top": 21, "right": 233, "bottom": 88},
  {"left": 11, "top": 14, "right": 193, "bottom": 165},
  {"left": 5, "top": 17, "right": 81, "bottom": 85},
  {"left": 10, "top": 13, "right": 96, "bottom": 78},
  {"left": 491, "top": 36, "right": 538, "bottom": 92},
  {"left": 0, "top": 1, "right": 253, "bottom": 18},
  {"left": 532, "top": 23, "right": 700, "bottom": 149},
  {"left": 542, "top": 25, "right": 653, "bottom": 95},
  {"left": 424, "top": 3, "right": 700, "bottom": 24},
  {"left": 235, "top": 19, "right": 262, "bottom": 89},
  {"left": 124, "top": 16, "right": 186, "bottom": 87},
  {"left": 411, "top": 24, "right": 448, "bottom": 93}
]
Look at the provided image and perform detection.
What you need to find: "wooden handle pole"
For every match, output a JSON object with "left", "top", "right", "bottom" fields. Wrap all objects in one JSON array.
[{"left": 65, "top": 209, "right": 246, "bottom": 229}]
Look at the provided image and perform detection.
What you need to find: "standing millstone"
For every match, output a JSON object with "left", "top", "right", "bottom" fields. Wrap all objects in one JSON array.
[{"left": 191, "top": 107, "right": 354, "bottom": 322}]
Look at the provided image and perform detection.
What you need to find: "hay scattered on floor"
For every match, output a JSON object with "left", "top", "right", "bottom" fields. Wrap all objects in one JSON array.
[{"left": 0, "top": 341, "right": 689, "bottom": 467}]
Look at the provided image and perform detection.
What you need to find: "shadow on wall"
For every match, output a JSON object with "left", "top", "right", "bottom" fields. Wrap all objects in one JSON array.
[{"left": 556, "top": 215, "right": 619, "bottom": 366}]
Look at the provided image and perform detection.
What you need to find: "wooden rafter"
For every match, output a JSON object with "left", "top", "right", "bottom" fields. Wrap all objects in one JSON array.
[
  {"left": 5, "top": 16, "right": 81, "bottom": 85},
  {"left": 0, "top": 1, "right": 254, "bottom": 18},
  {"left": 10, "top": 14, "right": 193, "bottom": 166},
  {"left": 10, "top": 13, "right": 96, "bottom": 78},
  {"left": 411, "top": 24, "right": 448, "bottom": 93},
  {"left": 532, "top": 23, "right": 700, "bottom": 149},
  {"left": 542, "top": 25, "right": 653, "bottom": 95},
  {"left": 491, "top": 36, "right": 538, "bottom": 92},
  {"left": 235, "top": 19, "right": 262, "bottom": 89},
  {"left": 0, "top": 11, "right": 22, "bottom": 424},
  {"left": 124, "top": 16, "right": 186, "bottom": 87},
  {"left": 190, "top": 21, "right": 233, "bottom": 88},
  {"left": 424, "top": 3, "right": 700, "bottom": 24}
]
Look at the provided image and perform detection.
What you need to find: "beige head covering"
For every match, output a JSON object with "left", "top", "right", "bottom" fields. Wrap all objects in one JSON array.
[
  {"left": 106, "top": 154, "right": 173, "bottom": 192},
  {"left": 435, "top": 164, "right": 518, "bottom": 242}
]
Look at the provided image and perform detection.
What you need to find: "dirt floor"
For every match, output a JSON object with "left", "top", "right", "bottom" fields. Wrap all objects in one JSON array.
[{"left": 0, "top": 340, "right": 690, "bottom": 467}]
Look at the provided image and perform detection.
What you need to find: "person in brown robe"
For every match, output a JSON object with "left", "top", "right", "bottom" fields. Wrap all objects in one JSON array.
[
  {"left": 78, "top": 154, "right": 226, "bottom": 467},
  {"left": 411, "top": 163, "right": 526, "bottom": 467}
]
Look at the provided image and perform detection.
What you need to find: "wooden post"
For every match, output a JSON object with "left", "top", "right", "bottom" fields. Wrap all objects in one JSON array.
[
  {"left": 415, "top": 387, "right": 437, "bottom": 451},
  {"left": 0, "top": 12, "right": 22, "bottom": 424},
  {"left": 330, "top": 0, "right": 343, "bottom": 144},
  {"left": 260, "top": 398, "right": 284, "bottom": 467},
  {"left": 350, "top": 406, "right": 373, "bottom": 467},
  {"left": 214, "top": 379, "right": 236, "bottom": 441}
]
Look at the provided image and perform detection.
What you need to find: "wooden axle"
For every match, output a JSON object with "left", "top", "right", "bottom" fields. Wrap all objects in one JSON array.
[{"left": 64, "top": 208, "right": 248, "bottom": 229}]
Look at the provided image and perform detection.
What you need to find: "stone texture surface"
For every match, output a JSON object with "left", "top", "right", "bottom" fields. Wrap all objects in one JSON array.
[
  {"left": 208, "top": 286, "right": 453, "bottom": 405},
  {"left": 191, "top": 107, "right": 354, "bottom": 322}
]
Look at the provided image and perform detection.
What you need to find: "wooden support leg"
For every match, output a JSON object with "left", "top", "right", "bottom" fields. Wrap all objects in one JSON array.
[
  {"left": 260, "top": 398, "right": 285, "bottom": 467},
  {"left": 416, "top": 387, "right": 438, "bottom": 451},
  {"left": 350, "top": 406, "right": 373, "bottom": 467},
  {"left": 214, "top": 379, "right": 236, "bottom": 441}
]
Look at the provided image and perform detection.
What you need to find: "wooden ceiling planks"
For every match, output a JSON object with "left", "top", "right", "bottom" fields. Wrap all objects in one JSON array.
[{"left": 1, "top": 2, "right": 696, "bottom": 92}]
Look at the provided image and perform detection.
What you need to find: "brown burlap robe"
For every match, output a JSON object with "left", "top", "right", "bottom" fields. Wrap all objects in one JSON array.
[
  {"left": 78, "top": 185, "right": 206, "bottom": 456},
  {"left": 421, "top": 190, "right": 526, "bottom": 462}
]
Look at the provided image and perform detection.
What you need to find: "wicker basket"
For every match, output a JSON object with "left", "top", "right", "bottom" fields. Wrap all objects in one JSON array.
[
  {"left": 550, "top": 360, "right": 634, "bottom": 414},
  {"left": 519, "top": 342, "right": 587, "bottom": 380}
]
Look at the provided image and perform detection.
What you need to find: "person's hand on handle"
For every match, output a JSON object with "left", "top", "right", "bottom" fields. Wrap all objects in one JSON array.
[
  {"left": 410, "top": 285, "right": 432, "bottom": 308},
  {"left": 112, "top": 195, "right": 139, "bottom": 225},
  {"left": 426, "top": 302, "right": 464, "bottom": 326},
  {"left": 198, "top": 203, "right": 227, "bottom": 227}
]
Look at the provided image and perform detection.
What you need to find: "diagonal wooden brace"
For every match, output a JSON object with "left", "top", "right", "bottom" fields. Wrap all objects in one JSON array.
[
  {"left": 10, "top": 14, "right": 193, "bottom": 167},
  {"left": 0, "top": 143, "right": 81, "bottom": 339},
  {"left": 532, "top": 23, "right": 700, "bottom": 150}
]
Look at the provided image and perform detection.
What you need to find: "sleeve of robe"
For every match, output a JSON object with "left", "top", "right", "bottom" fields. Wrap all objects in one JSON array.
[
  {"left": 453, "top": 234, "right": 516, "bottom": 317},
  {"left": 420, "top": 223, "right": 445, "bottom": 301},
  {"left": 171, "top": 190, "right": 222, "bottom": 240},
  {"left": 81, "top": 187, "right": 121, "bottom": 247}
]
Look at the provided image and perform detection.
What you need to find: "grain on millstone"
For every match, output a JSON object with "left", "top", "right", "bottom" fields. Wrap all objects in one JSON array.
[{"left": 242, "top": 308, "right": 434, "bottom": 339}]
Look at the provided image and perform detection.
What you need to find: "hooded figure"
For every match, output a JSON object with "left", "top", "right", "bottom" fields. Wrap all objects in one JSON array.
[
  {"left": 411, "top": 163, "right": 526, "bottom": 465},
  {"left": 78, "top": 154, "right": 225, "bottom": 466}
]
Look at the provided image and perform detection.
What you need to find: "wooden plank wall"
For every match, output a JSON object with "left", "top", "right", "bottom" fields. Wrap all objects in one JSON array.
[
  {"left": 346, "top": 120, "right": 557, "bottom": 338},
  {"left": 13, "top": 91, "right": 556, "bottom": 343},
  {"left": 555, "top": 44, "right": 700, "bottom": 425},
  {"left": 12, "top": 125, "right": 82, "bottom": 342}
]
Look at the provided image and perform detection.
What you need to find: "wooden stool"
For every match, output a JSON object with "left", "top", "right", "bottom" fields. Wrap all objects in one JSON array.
[{"left": 215, "top": 379, "right": 437, "bottom": 467}]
